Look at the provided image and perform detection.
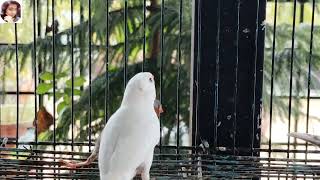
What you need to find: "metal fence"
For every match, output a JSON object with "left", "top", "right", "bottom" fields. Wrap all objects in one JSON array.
[{"left": 0, "top": 0, "right": 320, "bottom": 179}]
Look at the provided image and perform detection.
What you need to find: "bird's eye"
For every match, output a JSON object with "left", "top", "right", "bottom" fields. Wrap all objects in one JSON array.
[{"left": 149, "top": 77, "right": 153, "bottom": 82}]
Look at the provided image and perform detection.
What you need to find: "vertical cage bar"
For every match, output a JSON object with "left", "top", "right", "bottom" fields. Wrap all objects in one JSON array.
[
  {"left": 233, "top": 0, "right": 241, "bottom": 154},
  {"left": 268, "top": 2, "right": 278, "bottom": 179},
  {"left": 15, "top": 24, "right": 19, "bottom": 150},
  {"left": 32, "top": 3, "right": 39, "bottom": 176},
  {"left": 37, "top": 0, "right": 41, "bottom": 38},
  {"left": 80, "top": 3, "right": 84, "bottom": 92},
  {"left": 269, "top": 0, "right": 278, "bottom": 159},
  {"left": 305, "top": 0, "right": 316, "bottom": 163},
  {"left": 300, "top": 2, "right": 304, "bottom": 23},
  {"left": 213, "top": 0, "right": 221, "bottom": 151},
  {"left": 142, "top": 0, "right": 146, "bottom": 72},
  {"left": 124, "top": 0, "right": 128, "bottom": 87},
  {"left": 159, "top": 0, "right": 164, "bottom": 149},
  {"left": 51, "top": 0, "right": 56, "bottom": 177},
  {"left": 33, "top": 0, "right": 38, "bottom": 146},
  {"left": 251, "top": 0, "right": 260, "bottom": 156},
  {"left": 71, "top": 0, "right": 74, "bottom": 151},
  {"left": 0, "top": 88, "right": 1, "bottom": 137},
  {"left": 37, "top": 0, "right": 43, "bottom": 177},
  {"left": 287, "top": 0, "right": 297, "bottom": 159},
  {"left": 176, "top": 0, "right": 182, "bottom": 153},
  {"left": 0, "top": 76, "right": 1, "bottom": 137},
  {"left": 52, "top": 0, "right": 56, "bottom": 150},
  {"left": 105, "top": 0, "right": 110, "bottom": 124},
  {"left": 0, "top": 47, "right": 2, "bottom": 137},
  {"left": 194, "top": 0, "right": 201, "bottom": 146},
  {"left": 88, "top": 0, "right": 93, "bottom": 151},
  {"left": 37, "top": 0, "right": 43, "bottom": 108}
]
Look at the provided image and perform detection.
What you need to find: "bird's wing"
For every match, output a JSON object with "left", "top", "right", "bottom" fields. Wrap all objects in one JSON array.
[
  {"left": 100, "top": 108, "right": 159, "bottom": 173},
  {"left": 288, "top": 132, "right": 320, "bottom": 146},
  {"left": 98, "top": 110, "right": 123, "bottom": 173}
]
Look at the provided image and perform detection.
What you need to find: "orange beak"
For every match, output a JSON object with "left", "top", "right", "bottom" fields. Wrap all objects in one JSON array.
[{"left": 154, "top": 105, "right": 164, "bottom": 118}]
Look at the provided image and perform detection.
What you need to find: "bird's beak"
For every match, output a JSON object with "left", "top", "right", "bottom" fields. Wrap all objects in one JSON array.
[
  {"left": 154, "top": 105, "right": 164, "bottom": 118},
  {"left": 159, "top": 105, "right": 164, "bottom": 114}
]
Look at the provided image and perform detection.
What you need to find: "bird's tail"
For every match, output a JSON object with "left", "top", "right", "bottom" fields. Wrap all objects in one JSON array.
[
  {"left": 59, "top": 135, "right": 101, "bottom": 169},
  {"left": 288, "top": 132, "right": 320, "bottom": 146}
]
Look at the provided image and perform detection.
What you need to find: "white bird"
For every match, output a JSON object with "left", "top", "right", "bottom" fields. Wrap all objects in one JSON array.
[
  {"left": 98, "top": 72, "right": 160, "bottom": 180},
  {"left": 18, "top": 127, "right": 35, "bottom": 150},
  {"left": 288, "top": 132, "right": 320, "bottom": 146},
  {"left": 59, "top": 100, "right": 163, "bottom": 169}
]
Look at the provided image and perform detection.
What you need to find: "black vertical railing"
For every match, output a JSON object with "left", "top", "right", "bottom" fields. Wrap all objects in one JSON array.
[
  {"left": 32, "top": 1, "right": 39, "bottom": 176},
  {"left": 159, "top": 0, "right": 165, "bottom": 151},
  {"left": 52, "top": 0, "right": 56, "bottom": 150},
  {"left": 51, "top": 0, "right": 57, "bottom": 177},
  {"left": 88, "top": 0, "right": 93, "bottom": 152},
  {"left": 124, "top": 0, "right": 128, "bottom": 88},
  {"left": 15, "top": 24, "right": 19, "bottom": 151},
  {"left": 268, "top": 0, "right": 277, "bottom": 160},
  {"left": 37, "top": 0, "right": 43, "bottom": 108},
  {"left": 33, "top": 0, "right": 38, "bottom": 148},
  {"left": 142, "top": 0, "right": 146, "bottom": 72},
  {"left": 70, "top": 0, "right": 75, "bottom": 152},
  {"left": 176, "top": 0, "right": 183, "bottom": 155},
  {"left": 305, "top": 0, "right": 316, "bottom": 164},
  {"left": 105, "top": 0, "right": 110, "bottom": 124},
  {"left": 287, "top": 0, "right": 297, "bottom": 159}
]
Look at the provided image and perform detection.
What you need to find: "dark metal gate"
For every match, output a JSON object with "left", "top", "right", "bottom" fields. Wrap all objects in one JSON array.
[{"left": 191, "top": 0, "right": 266, "bottom": 157}]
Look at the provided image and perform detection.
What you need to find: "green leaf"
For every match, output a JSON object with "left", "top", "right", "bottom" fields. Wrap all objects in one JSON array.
[
  {"left": 47, "top": 92, "right": 64, "bottom": 100},
  {"left": 65, "top": 88, "right": 82, "bottom": 96},
  {"left": 57, "top": 101, "right": 67, "bottom": 115},
  {"left": 56, "top": 92, "right": 64, "bottom": 100},
  {"left": 64, "top": 94, "right": 70, "bottom": 104},
  {"left": 39, "top": 72, "right": 53, "bottom": 81},
  {"left": 66, "top": 76, "right": 86, "bottom": 87},
  {"left": 56, "top": 72, "right": 68, "bottom": 79},
  {"left": 74, "top": 89, "right": 82, "bottom": 96},
  {"left": 36, "top": 83, "right": 53, "bottom": 94},
  {"left": 39, "top": 72, "right": 68, "bottom": 81},
  {"left": 64, "top": 88, "right": 72, "bottom": 96}
]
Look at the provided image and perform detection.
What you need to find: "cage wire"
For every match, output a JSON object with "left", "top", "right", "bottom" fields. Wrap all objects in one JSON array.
[
  {"left": 1, "top": 145, "right": 320, "bottom": 179},
  {"left": 1, "top": 0, "right": 320, "bottom": 179}
]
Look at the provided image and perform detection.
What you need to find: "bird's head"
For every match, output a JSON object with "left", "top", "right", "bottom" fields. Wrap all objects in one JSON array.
[{"left": 123, "top": 72, "right": 156, "bottom": 106}]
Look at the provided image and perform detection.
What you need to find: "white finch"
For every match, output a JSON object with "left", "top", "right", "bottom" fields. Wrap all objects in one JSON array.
[
  {"left": 98, "top": 72, "right": 160, "bottom": 180},
  {"left": 288, "top": 132, "right": 320, "bottom": 146},
  {"left": 60, "top": 99, "right": 163, "bottom": 170}
]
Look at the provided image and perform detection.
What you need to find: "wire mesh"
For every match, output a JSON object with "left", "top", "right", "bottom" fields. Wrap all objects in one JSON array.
[{"left": 1, "top": 146, "right": 320, "bottom": 179}]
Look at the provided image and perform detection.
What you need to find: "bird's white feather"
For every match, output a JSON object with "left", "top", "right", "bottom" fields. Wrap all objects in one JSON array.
[
  {"left": 18, "top": 127, "right": 35, "bottom": 150},
  {"left": 288, "top": 132, "right": 320, "bottom": 146},
  {"left": 98, "top": 72, "right": 160, "bottom": 180}
]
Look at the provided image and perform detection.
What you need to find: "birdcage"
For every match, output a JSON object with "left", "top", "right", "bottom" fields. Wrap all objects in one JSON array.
[{"left": 1, "top": 0, "right": 320, "bottom": 179}]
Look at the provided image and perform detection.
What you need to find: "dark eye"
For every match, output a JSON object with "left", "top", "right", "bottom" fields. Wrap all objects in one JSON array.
[{"left": 149, "top": 77, "right": 153, "bottom": 82}]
